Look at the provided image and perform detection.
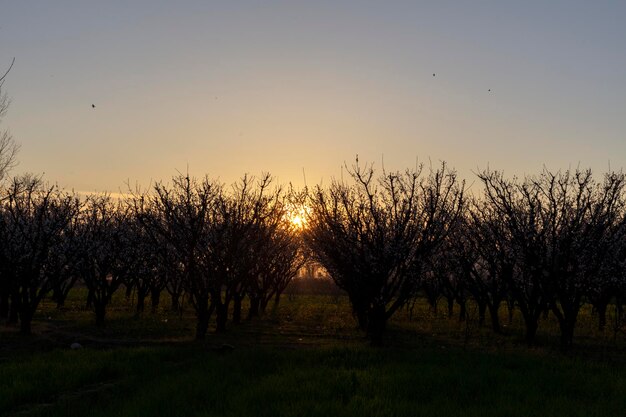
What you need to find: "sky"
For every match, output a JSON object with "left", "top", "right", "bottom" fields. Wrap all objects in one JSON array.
[{"left": 1, "top": 1, "right": 626, "bottom": 193}]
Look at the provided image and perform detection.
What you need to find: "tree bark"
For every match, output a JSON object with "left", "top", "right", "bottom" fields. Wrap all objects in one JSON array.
[
  {"left": 366, "top": 306, "right": 387, "bottom": 346},
  {"left": 170, "top": 293, "right": 180, "bottom": 312},
  {"left": 273, "top": 292, "right": 282, "bottom": 310},
  {"left": 447, "top": 297, "right": 454, "bottom": 318},
  {"left": 8, "top": 293, "right": 19, "bottom": 324},
  {"left": 19, "top": 307, "right": 33, "bottom": 335},
  {"left": 95, "top": 301, "right": 107, "bottom": 327},
  {"left": 150, "top": 288, "right": 161, "bottom": 313},
  {"left": 195, "top": 316, "right": 209, "bottom": 340},
  {"left": 232, "top": 294, "right": 242, "bottom": 324},
  {"left": 523, "top": 315, "right": 538, "bottom": 345},
  {"left": 487, "top": 302, "right": 502, "bottom": 334},
  {"left": 478, "top": 301, "right": 487, "bottom": 326},
  {"left": 596, "top": 302, "right": 608, "bottom": 332},
  {"left": 195, "top": 298, "right": 210, "bottom": 340},
  {"left": 551, "top": 302, "right": 580, "bottom": 351},
  {"left": 215, "top": 302, "right": 228, "bottom": 333},
  {"left": 248, "top": 296, "right": 260, "bottom": 319},
  {"left": 136, "top": 292, "right": 146, "bottom": 314},
  {"left": 353, "top": 304, "right": 368, "bottom": 331},
  {"left": 0, "top": 292, "right": 8, "bottom": 319},
  {"left": 86, "top": 288, "right": 95, "bottom": 309},
  {"left": 260, "top": 297, "right": 269, "bottom": 314},
  {"left": 507, "top": 299, "right": 515, "bottom": 324},
  {"left": 125, "top": 284, "right": 133, "bottom": 300},
  {"left": 559, "top": 319, "right": 575, "bottom": 351},
  {"left": 458, "top": 300, "right": 466, "bottom": 322}
]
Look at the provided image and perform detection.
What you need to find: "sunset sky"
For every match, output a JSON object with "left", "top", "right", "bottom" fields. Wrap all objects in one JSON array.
[{"left": 2, "top": 1, "right": 625, "bottom": 193}]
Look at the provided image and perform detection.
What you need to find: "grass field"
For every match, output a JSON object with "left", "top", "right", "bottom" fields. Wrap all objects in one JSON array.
[
  {"left": 2, "top": 290, "right": 626, "bottom": 416},
  {"left": 3, "top": 345, "right": 626, "bottom": 417}
]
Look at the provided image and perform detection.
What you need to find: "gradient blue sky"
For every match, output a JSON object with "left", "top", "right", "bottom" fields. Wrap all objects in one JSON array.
[{"left": 2, "top": 1, "right": 625, "bottom": 192}]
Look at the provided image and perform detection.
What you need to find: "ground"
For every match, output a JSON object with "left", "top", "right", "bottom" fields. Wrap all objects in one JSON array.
[{"left": 2, "top": 291, "right": 626, "bottom": 416}]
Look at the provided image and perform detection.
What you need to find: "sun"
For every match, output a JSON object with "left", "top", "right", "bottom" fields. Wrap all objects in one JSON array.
[
  {"left": 291, "top": 214, "right": 305, "bottom": 228},
  {"left": 285, "top": 204, "right": 310, "bottom": 229}
]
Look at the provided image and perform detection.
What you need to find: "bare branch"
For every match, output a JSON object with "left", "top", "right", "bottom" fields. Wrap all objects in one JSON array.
[{"left": 0, "top": 57, "right": 15, "bottom": 86}]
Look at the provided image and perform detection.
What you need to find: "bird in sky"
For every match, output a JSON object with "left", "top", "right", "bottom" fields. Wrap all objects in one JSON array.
[
  {"left": 92, "top": 104, "right": 95, "bottom": 108},
  {"left": 433, "top": 73, "right": 436, "bottom": 77}
]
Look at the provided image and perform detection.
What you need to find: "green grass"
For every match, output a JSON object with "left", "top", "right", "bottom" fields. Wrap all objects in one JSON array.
[
  {"left": 3, "top": 290, "right": 626, "bottom": 416},
  {"left": 2, "top": 345, "right": 626, "bottom": 417}
]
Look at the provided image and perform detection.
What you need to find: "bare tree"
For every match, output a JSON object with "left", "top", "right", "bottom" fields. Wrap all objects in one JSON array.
[
  {"left": 266, "top": 224, "right": 308, "bottom": 310},
  {"left": 0, "top": 175, "right": 80, "bottom": 334},
  {"left": 478, "top": 170, "right": 553, "bottom": 344},
  {"left": 115, "top": 211, "right": 166, "bottom": 315},
  {"left": 133, "top": 197, "right": 184, "bottom": 312},
  {"left": 478, "top": 168, "right": 626, "bottom": 349},
  {"left": 304, "top": 160, "right": 464, "bottom": 343},
  {"left": 49, "top": 202, "right": 83, "bottom": 309},
  {"left": 588, "top": 207, "right": 626, "bottom": 331},
  {"left": 426, "top": 239, "right": 467, "bottom": 320},
  {"left": 0, "top": 60, "right": 20, "bottom": 320},
  {"left": 465, "top": 199, "right": 515, "bottom": 333},
  {"left": 200, "top": 174, "right": 282, "bottom": 332},
  {"left": 76, "top": 195, "right": 127, "bottom": 327},
  {"left": 246, "top": 215, "right": 307, "bottom": 317},
  {"left": 135, "top": 174, "right": 219, "bottom": 339},
  {"left": 0, "top": 58, "right": 20, "bottom": 182}
]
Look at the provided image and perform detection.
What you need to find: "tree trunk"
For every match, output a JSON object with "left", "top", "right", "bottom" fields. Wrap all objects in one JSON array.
[
  {"left": 0, "top": 292, "right": 8, "bottom": 319},
  {"left": 487, "top": 302, "right": 502, "bottom": 334},
  {"left": 55, "top": 278, "right": 77, "bottom": 310},
  {"left": 597, "top": 302, "right": 608, "bottom": 332},
  {"left": 260, "top": 297, "right": 269, "bottom": 314},
  {"left": 478, "top": 301, "right": 487, "bottom": 326},
  {"left": 552, "top": 303, "right": 579, "bottom": 351},
  {"left": 52, "top": 287, "right": 65, "bottom": 309},
  {"left": 150, "top": 288, "right": 161, "bottom": 313},
  {"left": 458, "top": 300, "right": 466, "bottom": 322},
  {"left": 19, "top": 307, "right": 33, "bottom": 335},
  {"left": 430, "top": 299, "right": 438, "bottom": 317},
  {"left": 8, "top": 293, "right": 19, "bottom": 324},
  {"left": 170, "top": 293, "right": 180, "bottom": 312},
  {"left": 95, "top": 301, "right": 107, "bottom": 327},
  {"left": 215, "top": 302, "right": 228, "bottom": 333},
  {"left": 523, "top": 315, "right": 538, "bottom": 345},
  {"left": 248, "top": 296, "right": 260, "bottom": 319},
  {"left": 347, "top": 293, "right": 370, "bottom": 331},
  {"left": 366, "top": 306, "right": 387, "bottom": 346},
  {"left": 559, "top": 319, "right": 575, "bottom": 351},
  {"left": 86, "top": 288, "right": 95, "bottom": 309},
  {"left": 232, "top": 294, "right": 242, "bottom": 324},
  {"left": 352, "top": 302, "right": 369, "bottom": 331},
  {"left": 507, "top": 299, "right": 515, "bottom": 324},
  {"left": 447, "top": 297, "right": 454, "bottom": 318},
  {"left": 125, "top": 284, "right": 133, "bottom": 300},
  {"left": 273, "top": 292, "right": 282, "bottom": 310},
  {"left": 136, "top": 292, "right": 146, "bottom": 314},
  {"left": 195, "top": 296, "right": 210, "bottom": 340}
]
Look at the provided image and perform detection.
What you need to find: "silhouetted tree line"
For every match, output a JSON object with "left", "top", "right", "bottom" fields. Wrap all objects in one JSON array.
[
  {"left": 0, "top": 173, "right": 306, "bottom": 339},
  {"left": 1, "top": 153, "right": 625, "bottom": 350},
  {"left": 304, "top": 162, "right": 626, "bottom": 349},
  {"left": 131, "top": 173, "right": 305, "bottom": 338}
]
